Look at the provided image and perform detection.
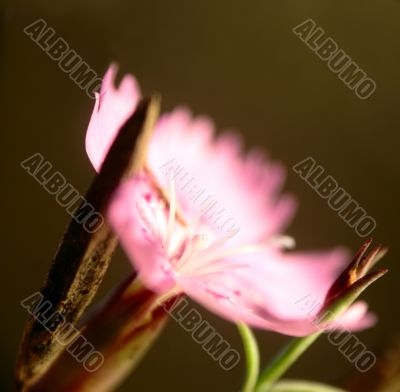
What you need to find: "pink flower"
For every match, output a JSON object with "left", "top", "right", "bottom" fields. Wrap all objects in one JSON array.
[{"left": 85, "top": 64, "right": 377, "bottom": 336}]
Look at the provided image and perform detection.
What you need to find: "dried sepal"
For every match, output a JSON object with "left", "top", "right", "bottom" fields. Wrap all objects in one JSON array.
[{"left": 16, "top": 96, "right": 160, "bottom": 389}]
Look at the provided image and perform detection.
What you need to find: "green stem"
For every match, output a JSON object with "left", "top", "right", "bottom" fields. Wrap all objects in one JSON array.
[
  {"left": 255, "top": 332, "right": 322, "bottom": 392},
  {"left": 237, "top": 323, "right": 260, "bottom": 392},
  {"left": 267, "top": 379, "right": 347, "bottom": 392}
]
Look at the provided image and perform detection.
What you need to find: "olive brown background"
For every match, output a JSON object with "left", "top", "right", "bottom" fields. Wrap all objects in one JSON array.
[{"left": 1, "top": 1, "right": 399, "bottom": 391}]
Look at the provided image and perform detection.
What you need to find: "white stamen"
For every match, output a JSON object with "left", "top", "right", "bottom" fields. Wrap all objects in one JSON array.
[
  {"left": 164, "top": 172, "right": 177, "bottom": 254},
  {"left": 178, "top": 235, "right": 296, "bottom": 276},
  {"left": 142, "top": 168, "right": 297, "bottom": 278},
  {"left": 192, "top": 244, "right": 268, "bottom": 269},
  {"left": 136, "top": 201, "right": 162, "bottom": 241},
  {"left": 266, "top": 235, "right": 296, "bottom": 249},
  {"left": 178, "top": 234, "right": 208, "bottom": 270},
  {"left": 186, "top": 211, "right": 203, "bottom": 239},
  {"left": 191, "top": 262, "right": 249, "bottom": 277}
]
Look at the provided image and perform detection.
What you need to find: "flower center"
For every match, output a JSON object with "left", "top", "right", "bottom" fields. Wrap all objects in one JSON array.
[{"left": 154, "top": 172, "right": 295, "bottom": 278}]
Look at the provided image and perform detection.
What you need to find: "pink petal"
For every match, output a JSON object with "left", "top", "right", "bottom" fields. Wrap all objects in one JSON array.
[
  {"left": 107, "top": 175, "right": 175, "bottom": 293},
  {"left": 333, "top": 301, "right": 377, "bottom": 331},
  {"left": 176, "top": 248, "right": 374, "bottom": 336},
  {"left": 147, "top": 108, "right": 297, "bottom": 245},
  {"left": 85, "top": 64, "right": 141, "bottom": 172},
  {"left": 86, "top": 66, "right": 296, "bottom": 243}
]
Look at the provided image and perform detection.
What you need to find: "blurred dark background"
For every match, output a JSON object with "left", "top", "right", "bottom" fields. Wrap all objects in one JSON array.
[{"left": 1, "top": 1, "right": 399, "bottom": 391}]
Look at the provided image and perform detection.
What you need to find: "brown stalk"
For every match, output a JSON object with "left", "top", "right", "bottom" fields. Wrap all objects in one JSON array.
[
  {"left": 15, "top": 95, "right": 160, "bottom": 389},
  {"left": 31, "top": 276, "right": 179, "bottom": 392}
]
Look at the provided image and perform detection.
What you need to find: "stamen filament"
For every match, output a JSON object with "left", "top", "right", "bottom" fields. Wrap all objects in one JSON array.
[{"left": 164, "top": 173, "right": 177, "bottom": 255}]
